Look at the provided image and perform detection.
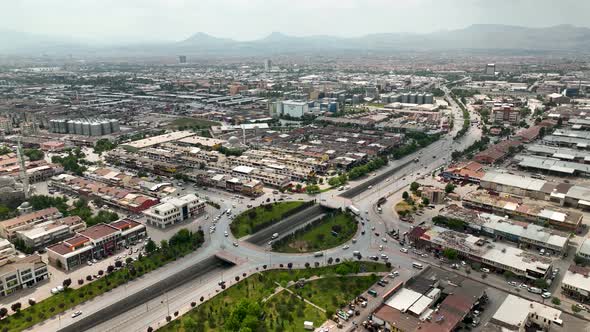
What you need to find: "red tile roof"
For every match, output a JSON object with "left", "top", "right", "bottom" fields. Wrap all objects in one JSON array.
[{"left": 78, "top": 223, "right": 118, "bottom": 240}]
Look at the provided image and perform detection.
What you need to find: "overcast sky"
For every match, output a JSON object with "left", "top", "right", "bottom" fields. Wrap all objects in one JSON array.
[{"left": 1, "top": 0, "right": 588, "bottom": 43}]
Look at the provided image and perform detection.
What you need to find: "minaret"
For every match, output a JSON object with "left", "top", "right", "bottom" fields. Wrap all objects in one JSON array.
[{"left": 16, "top": 138, "right": 30, "bottom": 199}]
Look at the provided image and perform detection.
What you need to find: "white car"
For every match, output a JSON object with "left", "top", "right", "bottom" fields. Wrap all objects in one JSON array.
[
  {"left": 541, "top": 292, "right": 551, "bottom": 299},
  {"left": 379, "top": 245, "right": 383, "bottom": 251},
  {"left": 380, "top": 254, "right": 389, "bottom": 260},
  {"left": 342, "top": 245, "right": 350, "bottom": 250},
  {"left": 87, "top": 261, "right": 93, "bottom": 266},
  {"left": 233, "top": 242, "right": 238, "bottom": 247},
  {"left": 400, "top": 248, "right": 408, "bottom": 253},
  {"left": 481, "top": 268, "right": 490, "bottom": 273},
  {"left": 71, "top": 311, "right": 83, "bottom": 318},
  {"left": 224, "top": 231, "right": 229, "bottom": 237},
  {"left": 51, "top": 287, "right": 59, "bottom": 294},
  {"left": 381, "top": 238, "right": 387, "bottom": 243}
]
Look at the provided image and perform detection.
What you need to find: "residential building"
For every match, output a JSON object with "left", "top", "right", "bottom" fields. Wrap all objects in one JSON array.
[
  {"left": 441, "top": 161, "right": 485, "bottom": 183},
  {"left": 280, "top": 100, "right": 309, "bottom": 118},
  {"left": 0, "top": 254, "right": 49, "bottom": 296},
  {"left": 0, "top": 208, "right": 62, "bottom": 240},
  {"left": 143, "top": 194, "right": 205, "bottom": 229},
  {"left": 492, "top": 104, "right": 520, "bottom": 124}
]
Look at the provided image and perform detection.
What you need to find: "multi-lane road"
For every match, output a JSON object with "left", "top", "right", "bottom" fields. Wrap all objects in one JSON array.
[{"left": 31, "top": 92, "right": 483, "bottom": 332}]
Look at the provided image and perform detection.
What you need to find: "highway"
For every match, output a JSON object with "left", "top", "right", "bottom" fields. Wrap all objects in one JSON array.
[{"left": 31, "top": 90, "right": 483, "bottom": 332}]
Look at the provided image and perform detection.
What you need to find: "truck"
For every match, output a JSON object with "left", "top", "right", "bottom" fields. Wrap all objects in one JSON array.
[{"left": 347, "top": 205, "right": 360, "bottom": 216}]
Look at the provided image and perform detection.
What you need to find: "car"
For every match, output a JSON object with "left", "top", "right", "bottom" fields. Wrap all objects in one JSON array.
[
  {"left": 92, "top": 259, "right": 97, "bottom": 263},
  {"left": 87, "top": 261, "right": 93, "bottom": 266},
  {"left": 224, "top": 231, "right": 229, "bottom": 237},
  {"left": 51, "top": 288, "right": 59, "bottom": 294},
  {"left": 520, "top": 283, "right": 528, "bottom": 289},
  {"left": 352, "top": 238, "right": 357, "bottom": 243},
  {"left": 541, "top": 292, "right": 551, "bottom": 299},
  {"left": 71, "top": 311, "right": 83, "bottom": 318},
  {"left": 57, "top": 285, "right": 64, "bottom": 292},
  {"left": 381, "top": 237, "right": 387, "bottom": 243},
  {"left": 508, "top": 281, "right": 518, "bottom": 287},
  {"left": 379, "top": 245, "right": 383, "bottom": 251},
  {"left": 369, "top": 256, "right": 379, "bottom": 261},
  {"left": 480, "top": 268, "right": 490, "bottom": 273},
  {"left": 342, "top": 245, "right": 349, "bottom": 250},
  {"left": 368, "top": 185, "right": 373, "bottom": 189},
  {"left": 380, "top": 254, "right": 388, "bottom": 260},
  {"left": 377, "top": 281, "right": 386, "bottom": 287},
  {"left": 371, "top": 226, "right": 375, "bottom": 230},
  {"left": 460, "top": 261, "right": 466, "bottom": 266},
  {"left": 233, "top": 242, "right": 238, "bottom": 247},
  {"left": 575, "top": 304, "right": 585, "bottom": 311},
  {"left": 400, "top": 248, "right": 408, "bottom": 253}
]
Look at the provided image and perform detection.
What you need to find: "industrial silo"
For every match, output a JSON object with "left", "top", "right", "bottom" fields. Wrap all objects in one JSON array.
[
  {"left": 49, "top": 120, "right": 56, "bottom": 133},
  {"left": 110, "top": 119, "right": 120, "bottom": 133},
  {"left": 424, "top": 93, "right": 434, "bottom": 104},
  {"left": 409, "top": 93, "right": 417, "bottom": 104},
  {"left": 90, "top": 122, "right": 102, "bottom": 136},
  {"left": 401, "top": 93, "right": 409, "bottom": 103},
  {"left": 67, "top": 121, "right": 75, "bottom": 134},
  {"left": 100, "top": 121, "right": 111, "bottom": 135},
  {"left": 74, "top": 121, "right": 83, "bottom": 135},
  {"left": 417, "top": 93, "right": 424, "bottom": 105},
  {"left": 82, "top": 121, "right": 90, "bottom": 136}
]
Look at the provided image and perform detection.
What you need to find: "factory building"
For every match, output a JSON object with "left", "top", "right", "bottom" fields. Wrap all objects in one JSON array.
[{"left": 49, "top": 119, "right": 120, "bottom": 136}]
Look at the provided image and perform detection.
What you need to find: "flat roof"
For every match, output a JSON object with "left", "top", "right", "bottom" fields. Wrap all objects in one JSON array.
[
  {"left": 492, "top": 295, "right": 561, "bottom": 328},
  {"left": 482, "top": 171, "right": 546, "bottom": 192},
  {"left": 124, "top": 131, "right": 196, "bottom": 149},
  {"left": 384, "top": 288, "right": 422, "bottom": 312},
  {"left": 78, "top": 223, "right": 119, "bottom": 240}
]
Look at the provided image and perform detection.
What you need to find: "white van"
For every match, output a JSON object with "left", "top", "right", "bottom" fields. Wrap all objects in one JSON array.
[{"left": 412, "top": 262, "right": 423, "bottom": 269}]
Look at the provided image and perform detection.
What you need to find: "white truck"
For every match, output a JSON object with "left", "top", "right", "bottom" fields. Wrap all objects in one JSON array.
[
  {"left": 347, "top": 205, "right": 360, "bottom": 216},
  {"left": 271, "top": 233, "right": 279, "bottom": 240}
]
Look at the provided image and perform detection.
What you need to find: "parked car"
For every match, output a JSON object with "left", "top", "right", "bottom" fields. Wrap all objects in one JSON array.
[{"left": 71, "top": 311, "right": 83, "bottom": 318}]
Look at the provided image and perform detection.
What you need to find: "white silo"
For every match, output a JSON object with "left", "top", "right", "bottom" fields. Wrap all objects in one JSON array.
[
  {"left": 100, "top": 121, "right": 111, "bottom": 135},
  {"left": 401, "top": 93, "right": 409, "bottom": 103},
  {"left": 90, "top": 122, "right": 102, "bottom": 136},
  {"left": 409, "top": 93, "right": 417, "bottom": 104},
  {"left": 110, "top": 119, "right": 120, "bottom": 133},
  {"left": 67, "top": 121, "right": 75, "bottom": 134},
  {"left": 82, "top": 121, "right": 91, "bottom": 136},
  {"left": 424, "top": 93, "right": 434, "bottom": 104},
  {"left": 417, "top": 93, "right": 424, "bottom": 105},
  {"left": 74, "top": 121, "right": 83, "bottom": 135}
]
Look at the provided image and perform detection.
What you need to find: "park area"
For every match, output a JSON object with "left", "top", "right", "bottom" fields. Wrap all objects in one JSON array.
[
  {"left": 272, "top": 212, "right": 357, "bottom": 253},
  {"left": 230, "top": 201, "right": 308, "bottom": 238},
  {"left": 160, "top": 261, "right": 386, "bottom": 332}
]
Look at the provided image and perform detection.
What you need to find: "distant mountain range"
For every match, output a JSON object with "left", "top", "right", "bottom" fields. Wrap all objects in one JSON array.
[{"left": 2, "top": 24, "right": 590, "bottom": 57}]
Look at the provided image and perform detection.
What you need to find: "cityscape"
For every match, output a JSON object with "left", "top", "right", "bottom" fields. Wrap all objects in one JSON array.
[{"left": 1, "top": 1, "right": 590, "bottom": 332}]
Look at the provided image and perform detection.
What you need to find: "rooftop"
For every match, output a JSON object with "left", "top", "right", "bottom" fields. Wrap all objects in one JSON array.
[{"left": 78, "top": 223, "right": 119, "bottom": 240}]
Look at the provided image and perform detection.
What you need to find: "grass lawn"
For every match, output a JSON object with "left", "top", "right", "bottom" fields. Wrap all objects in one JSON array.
[
  {"left": 296, "top": 275, "right": 380, "bottom": 314},
  {"left": 230, "top": 201, "right": 306, "bottom": 238},
  {"left": 0, "top": 230, "right": 204, "bottom": 332},
  {"left": 166, "top": 117, "right": 220, "bottom": 128},
  {"left": 160, "top": 261, "right": 386, "bottom": 332},
  {"left": 395, "top": 200, "right": 412, "bottom": 214},
  {"left": 273, "top": 213, "right": 357, "bottom": 253}
]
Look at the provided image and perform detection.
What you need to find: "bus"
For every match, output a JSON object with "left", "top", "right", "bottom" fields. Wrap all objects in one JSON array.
[
  {"left": 347, "top": 205, "right": 360, "bottom": 216},
  {"left": 412, "top": 262, "right": 424, "bottom": 269}
]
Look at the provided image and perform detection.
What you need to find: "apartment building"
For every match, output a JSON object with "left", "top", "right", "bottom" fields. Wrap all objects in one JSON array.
[
  {"left": 0, "top": 254, "right": 49, "bottom": 296},
  {"left": 143, "top": 194, "right": 205, "bottom": 229},
  {"left": 0, "top": 239, "right": 16, "bottom": 266},
  {"left": 0, "top": 208, "right": 62, "bottom": 240}
]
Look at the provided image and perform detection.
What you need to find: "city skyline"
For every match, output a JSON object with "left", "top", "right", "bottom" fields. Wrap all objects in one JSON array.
[{"left": 1, "top": 0, "right": 589, "bottom": 43}]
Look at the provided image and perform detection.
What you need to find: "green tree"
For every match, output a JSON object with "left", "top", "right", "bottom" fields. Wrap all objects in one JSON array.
[
  {"left": 442, "top": 248, "right": 458, "bottom": 260},
  {"left": 534, "top": 278, "right": 549, "bottom": 289},
  {"left": 445, "top": 183, "right": 456, "bottom": 194},
  {"left": 422, "top": 197, "right": 430, "bottom": 205},
  {"left": 24, "top": 149, "right": 44, "bottom": 161},
  {"left": 145, "top": 239, "right": 157, "bottom": 254},
  {"left": 410, "top": 182, "right": 420, "bottom": 192},
  {"left": 572, "top": 304, "right": 582, "bottom": 313},
  {"left": 552, "top": 297, "right": 561, "bottom": 305},
  {"left": 402, "top": 191, "right": 409, "bottom": 200}
]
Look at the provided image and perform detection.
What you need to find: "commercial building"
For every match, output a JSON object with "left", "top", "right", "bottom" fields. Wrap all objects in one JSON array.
[
  {"left": 485, "top": 64, "right": 496, "bottom": 75},
  {"left": 439, "top": 205, "right": 569, "bottom": 254},
  {"left": 473, "top": 140, "right": 522, "bottom": 165},
  {"left": 416, "top": 226, "right": 553, "bottom": 280},
  {"left": 47, "top": 220, "right": 146, "bottom": 271},
  {"left": 279, "top": 100, "right": 309, "bottom": 118},
  {"left": 143, "top": 194, "right": 205, "bottom": 229},
  {"left": 0, "top": 239, "right": 16, "bottom": 266},
  {"left": 492, "top": 104, "right": 520, "bottom": 124},
  {"left": 441, "top": 161, "right": 485, "bottom": 183},
  {"left": 50, "top": 174, "right": 159, "bottom": 213},
  {"left": 189, "top": 171, "right": 263, "bottom": 197},
  {"left": 490, "top": 294, "right": 562, "bottom": 330},
  {"left": 15, "top": 216, "right": 86, "bottom": 250},
  {"left": 515, "top": 154, "right": 590, "bottom": 177},
  {"left": 463, "top": 190, "right": 583, "bottom": 232},
  {"left": 0, "top": 254, "right": 49, "bottom": 297},
  {"left": 371, "top": 269, "right": 485, "bottom": 332},
  {"left": 562, "top": 265, "right": 590, "bottom": 302},
  {"left": 0, "top": 208, "right": 62, "bottom": 240}
]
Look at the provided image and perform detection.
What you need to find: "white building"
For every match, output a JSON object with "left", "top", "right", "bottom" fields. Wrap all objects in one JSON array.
[
  {"left": 281, "top": 100, "right": 309, "bottom": 118},
  {"left": 562, "top": 264, "right": 590, "bottom": 302},
  {"left": 0, "top": 254, "right": 49, "bottom": 296},
  {"left": 491, "top": 294, "right": 562, "bottom": 330},
  {"left": 0, "top": 239, "right": 16, "bottom": 266},
  {"left": 143, "top": 194, "right": 206, "bottom": 228}
]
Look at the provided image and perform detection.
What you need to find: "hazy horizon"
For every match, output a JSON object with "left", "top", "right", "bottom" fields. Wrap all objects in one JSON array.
[{"left": 1, "top": 0, "right": 589, "bottom": 44}]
